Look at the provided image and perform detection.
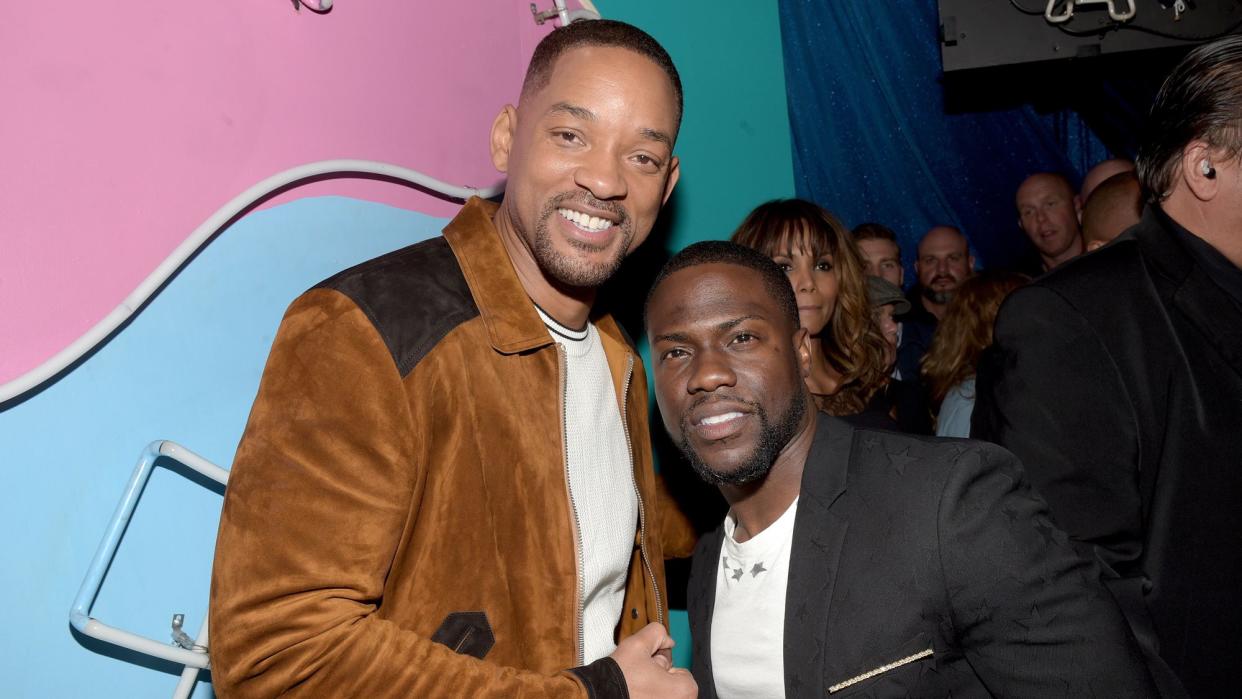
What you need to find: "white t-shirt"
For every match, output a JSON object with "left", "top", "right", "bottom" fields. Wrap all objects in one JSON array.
[
  {"left": 711, "top": 498, "right": 799, "bottom": 699},
  {"left": 538, "top": 307, "right": 638, "bottom": 663}
]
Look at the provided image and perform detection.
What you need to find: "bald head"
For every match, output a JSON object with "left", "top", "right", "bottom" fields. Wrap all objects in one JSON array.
[
  {"left": 1081, "top": 158, "right": 1135, "bottom": 203},
  {"left": 918, "top": 226, "right": 967, "bottom": 255},
  {"left": 1016, "top": 173, "right": 1083, "bottom": 269},
  {"left": 1082, "top": 172, "right": 1142, "bottom": 251}
]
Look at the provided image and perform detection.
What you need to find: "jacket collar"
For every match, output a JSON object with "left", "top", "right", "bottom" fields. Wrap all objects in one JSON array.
[
  {"left": 1137, "top": 206, "right": 1242, "bottom": 378},
  {"left": 441, "top": 197, "right": 555, "bottom": 355},
  {"left": 442, "top": 197, "right": 635, "bottom": 361}
]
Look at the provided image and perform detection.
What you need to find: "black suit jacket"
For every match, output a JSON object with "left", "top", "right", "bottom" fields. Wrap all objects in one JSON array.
[
  {"left": 972, "top": 208, "right": 1242, "bottom": 698},
  {"left": 687, "top": 414, "right": 1154, "bottom": 698}
]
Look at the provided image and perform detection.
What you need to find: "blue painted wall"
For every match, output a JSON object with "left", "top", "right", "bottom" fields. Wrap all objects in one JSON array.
[{"left": 0, "top": 197, "right": 447, "bottom": 697}]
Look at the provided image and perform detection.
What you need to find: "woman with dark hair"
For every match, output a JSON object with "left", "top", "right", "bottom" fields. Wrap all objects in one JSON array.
[
  {"left": 731, "top": 199, "right": 890, "bottom": 419},
  {"left": 922, "top": 270, "right": 1027, "bottom": 437}
]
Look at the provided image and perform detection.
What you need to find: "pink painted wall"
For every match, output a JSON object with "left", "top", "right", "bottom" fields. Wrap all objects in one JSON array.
[{"left": 1, "top": 1, "right": 580, "bottom": 386}]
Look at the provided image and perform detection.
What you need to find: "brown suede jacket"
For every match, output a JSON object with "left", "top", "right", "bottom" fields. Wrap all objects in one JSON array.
[{"left": 210, "top": 198, "right": 696, "bottom": 698}]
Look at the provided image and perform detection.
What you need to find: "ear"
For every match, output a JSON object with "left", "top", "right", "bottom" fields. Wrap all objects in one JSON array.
[
  {"left": 490, "top": 105, "right": 517, "bottom": 173},
  {"left": 1074, "top": 194, "right": 1084, "bottom": 223},
  {"left": 1182, "top": 140, "right": 1219, "bottom": 202},
  {"left": 968, "top": 254, "right": 977, "bottom": 271},
  {"left": 899, "top": 267, "right": 905, "bottom": 287},
  {"left": 661, "top": 155, "right": 681, "bottom": 206},
  {"left": 793, "top": 326, "right": 812, "bottom": 378}
]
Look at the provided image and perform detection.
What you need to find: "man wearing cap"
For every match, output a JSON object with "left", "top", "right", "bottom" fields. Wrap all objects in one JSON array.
[
  {"left": 866, "top": 275, "right": 908, "bottom": 367},
  {"left": 857, "top": 276, "right": 931, "bottom": 434}
]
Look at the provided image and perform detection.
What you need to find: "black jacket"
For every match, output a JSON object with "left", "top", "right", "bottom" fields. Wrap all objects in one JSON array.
[
  {"left": 973, "top": 207, "right": 1242, "bottom": 698},
  {"left": 687, "top": 414, "right": 1155, "bottom": 697}
]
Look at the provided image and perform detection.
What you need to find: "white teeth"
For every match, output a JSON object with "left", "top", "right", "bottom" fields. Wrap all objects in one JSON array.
[
  {"left": 557, "top": 208, "right": 614, "bottom": 232},
  {"left": 700, "top": 411, "right": 743, "bottom": 426}
]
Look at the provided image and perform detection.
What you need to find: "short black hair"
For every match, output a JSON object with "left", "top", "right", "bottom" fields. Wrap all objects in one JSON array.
[
  {"left": 1137, "top": 35, "right": 1242, "bottom": 201},
  {"left": 644, "top": 240, "right": 799, "bottom": 327},
  {"left": 521, "top": 19, "right": 683, "bottom": 129}
]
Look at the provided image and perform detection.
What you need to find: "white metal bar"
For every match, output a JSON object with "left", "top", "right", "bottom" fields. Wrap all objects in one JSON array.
[
  {"left": 69, "top": 441, "right": 226, "bottom": 673},
  {"left": 171, "top": 618, "right": 210, "bottom": 699}
]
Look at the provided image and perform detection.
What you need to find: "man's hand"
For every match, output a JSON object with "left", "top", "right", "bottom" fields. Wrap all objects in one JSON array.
[{"left": 609, "top": 623, "right": 697, "bottom": 699}]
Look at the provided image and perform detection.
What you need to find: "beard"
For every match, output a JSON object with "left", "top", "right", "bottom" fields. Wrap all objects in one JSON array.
[
  {"left": 518, "top": 192, "right": 633, "bottom": 288},
  {"left": 922, "top": 281, "right": 955, "bottom": 306},
  {"left": 675, "top": 393, "right": 807, "bottom": 487}
]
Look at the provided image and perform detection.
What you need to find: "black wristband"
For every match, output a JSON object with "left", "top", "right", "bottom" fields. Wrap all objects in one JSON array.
[{"left": 568, "top": 656, "right": 629, "bottom": 699}]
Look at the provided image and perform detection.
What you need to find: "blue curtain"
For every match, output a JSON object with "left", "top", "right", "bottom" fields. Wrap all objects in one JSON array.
[{"left": 778, "top": 0, "right": 1115, "bottom": 273}]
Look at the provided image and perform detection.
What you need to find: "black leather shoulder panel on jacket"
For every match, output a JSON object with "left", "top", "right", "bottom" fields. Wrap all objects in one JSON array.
[{"left": 313, "top": 236, "right": 478, "bottom": 378}]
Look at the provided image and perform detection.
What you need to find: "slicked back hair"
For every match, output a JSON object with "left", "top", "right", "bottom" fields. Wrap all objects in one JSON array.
[
  {"left": 521, "top": 19, "right": 683, "bottom": 129},
  {"left": 644, "top": 241, "right": 799, "bottom": 329},
  {"left": 852, "top": 222, "right": 898, "bottom": 242},
  {"left": 852, "top": 221, "right": 903, "bottom": 259},
  {"left": 1137, "top": 35, "right": 1242, "bottom": 201}
]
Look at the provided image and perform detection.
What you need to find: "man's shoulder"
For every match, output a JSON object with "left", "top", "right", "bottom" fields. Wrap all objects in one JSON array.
[
  {"left": 896, "top": 288, "right": 938, "bottom": 329},
  {"left": 987, "top": 236, "right": 1156, "bottom": 342},
  {"left": 310, "top": 236, "right": 479, "bottom": 377},
  {"left": 845, "top": 429, "right": 1013, "bottom": 496},
  {"left": 1025, "top": 234, "right": 1150, "bottom": 307}
]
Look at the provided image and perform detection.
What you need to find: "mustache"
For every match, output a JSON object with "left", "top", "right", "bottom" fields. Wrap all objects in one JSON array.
[
  {"left": 544, "top": 191, "right": 629, "bottom": 225},
  {"left": 678, "top": 393, "right": 759, "bottom": 425},
  {"left": 931, "top": 274, "right": 956, "bottom": 284}
]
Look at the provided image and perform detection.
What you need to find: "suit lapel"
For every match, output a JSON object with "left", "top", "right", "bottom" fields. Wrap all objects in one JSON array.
[
  {"left": 784, "top": 414, "right": 854, "bottom": 697},
  {"left": 688, "top": 530, "right": 723, "bottom": 699}
]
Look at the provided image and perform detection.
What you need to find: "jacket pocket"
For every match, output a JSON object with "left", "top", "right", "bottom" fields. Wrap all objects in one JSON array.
[
  {"left": 431, "top": 611, "right": 495, "bottom": 660},
  {"left": 828, "top": 632, "right": 934, "bottom": 695}
]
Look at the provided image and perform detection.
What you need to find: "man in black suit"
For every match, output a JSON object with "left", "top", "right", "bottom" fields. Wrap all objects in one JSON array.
[
  {"left": 644, "top": 241, "right": 1155, "bottom": 697},
  {"left": 973, "top": 37, "right": 1242, "bottom": 699}
]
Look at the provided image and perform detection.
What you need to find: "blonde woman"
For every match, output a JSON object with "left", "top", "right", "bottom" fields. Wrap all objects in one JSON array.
[
  {"left": 922, "top": 270, "right": 1028, "bottom": 437},
  {"left": 731, "top": 199, "right": 890, "bottom": 419}
]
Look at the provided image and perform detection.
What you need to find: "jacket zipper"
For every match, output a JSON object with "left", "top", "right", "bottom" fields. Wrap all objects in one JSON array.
[
  {"left": 620, "top": 353, "right": 664, "bottom": 626},
  {"left": 557, "top": 344, "right": 587, "bottom": 666}
]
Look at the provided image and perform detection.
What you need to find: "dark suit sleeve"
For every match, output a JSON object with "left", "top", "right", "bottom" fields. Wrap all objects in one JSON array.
[
  {"left": 937, "top": 443, "right": 1155, "bottom": 696},
  {"left": 972, "top": 286, "right": 1143, "bottom": 573}
]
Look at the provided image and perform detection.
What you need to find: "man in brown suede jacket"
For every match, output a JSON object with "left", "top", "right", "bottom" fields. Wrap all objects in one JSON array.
[{"left": 210, "top": 20, "right": 696, "bottom": 699}]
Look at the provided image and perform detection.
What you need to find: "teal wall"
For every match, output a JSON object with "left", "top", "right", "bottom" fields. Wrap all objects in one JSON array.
[
  {"left": 598, "top": 0, "right": 797, "bottom": 250},
  {"left": 597, "top": 0, "right": 797, "bottom": 669}
]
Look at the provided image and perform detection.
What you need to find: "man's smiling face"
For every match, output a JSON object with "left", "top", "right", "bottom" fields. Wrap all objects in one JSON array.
[
  {"left": 492, "top": 45, "right": 680, "bottom": 288},
  {"left": 647, "top": 262, "right": 811, "bottom": 486}
]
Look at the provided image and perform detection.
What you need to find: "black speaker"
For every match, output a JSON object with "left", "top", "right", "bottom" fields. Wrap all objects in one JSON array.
[{"left": 939, "top": 0, "right": 1242, "bottom": 72}]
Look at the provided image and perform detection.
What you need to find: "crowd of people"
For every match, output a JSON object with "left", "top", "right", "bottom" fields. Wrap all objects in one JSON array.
[
  {"left": 205, "top": 18, "right": 1241, "bottom": 699},
  {"left": 732, "top": 155, "right": 1148, "bottom": 441},
  {"left": 730, "top": 155, "right": 1137, "bottom": 437}
]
